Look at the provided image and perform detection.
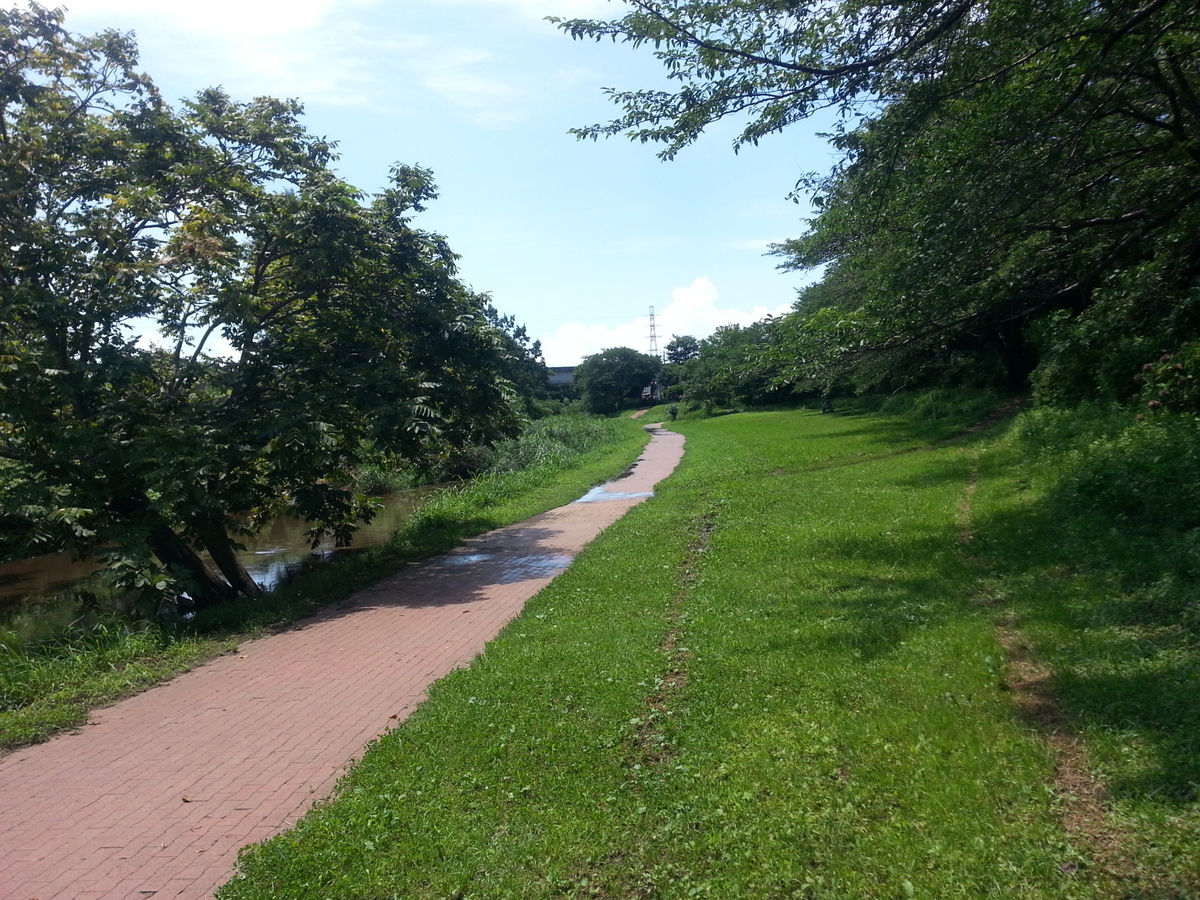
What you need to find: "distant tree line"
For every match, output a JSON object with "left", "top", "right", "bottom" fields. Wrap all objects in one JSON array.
[
  {"left": 556, "top": 0, "right": 1200, "bottom": 411},
  {"left": 0, "top": 5, "right": 547, "bottom": 610}
]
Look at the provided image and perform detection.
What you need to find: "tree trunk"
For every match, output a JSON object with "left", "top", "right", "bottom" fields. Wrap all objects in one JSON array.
[
  {"left": 147, "top": 524, "right": 236, "bottom": 609},
  {"left": 198, "top": 525, "right": 264, "bottom": 599},
  {"left": 994, "top": 318, "right": 1038, "bottom": 390}
]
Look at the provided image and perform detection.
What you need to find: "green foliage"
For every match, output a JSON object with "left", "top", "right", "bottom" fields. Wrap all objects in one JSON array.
[
  {"left": 485, "top": 415, "right": 631, "bottom": 474},
  {"left": 1016, "top": 406, "right": 1200, "bottom": 535},
  {"left": 558, "top": 0, "right": 1200, "bottom": 402},
  {"left": 667, "top": 320, "right": 794, "bottom": 413},
  {"left": 573, "top": 347, "right": 661, "bottom": 414},
  {"left": 664, "top": 334, "right": 700, "bottom": 365},
  {"left": 483, "top": 303, "right": 553, "bottom": 416},
  {"left": 551, "top": 0, "right": 983, "bottom": 159},
  {"left": 875, "top": 388, "right": 1002, "bottom": 423},
  {"left": 1135, "top": 344, "right": 1200, "bottom": 416}
]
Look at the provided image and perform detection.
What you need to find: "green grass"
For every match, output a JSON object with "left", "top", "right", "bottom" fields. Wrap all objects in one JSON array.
[
  {"left": 221, "top": 405, "right": 1188, "bottom": 900},
  {"left": 1, "top": 415, "right": 650, "bottom": 752},
  {"left": 966, "top": 413, "right": 1200, "bottom": 894}
]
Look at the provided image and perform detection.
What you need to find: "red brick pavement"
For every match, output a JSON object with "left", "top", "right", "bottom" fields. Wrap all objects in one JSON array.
[{"left": 0, "top": 426, "right": 685, "bottom": 900}]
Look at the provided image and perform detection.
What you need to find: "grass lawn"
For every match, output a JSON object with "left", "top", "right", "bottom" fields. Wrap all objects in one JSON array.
[{"left": 221, "top": 406, "right": 1198, "bottom": 898}]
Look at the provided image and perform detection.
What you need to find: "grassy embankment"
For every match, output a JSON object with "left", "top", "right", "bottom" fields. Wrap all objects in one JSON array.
[
  {"left": 221, "top": 403, "right": 1199, "bottom": 899},
  {"left": 0, "top": 415, "right": 650, "bottom": 752}
]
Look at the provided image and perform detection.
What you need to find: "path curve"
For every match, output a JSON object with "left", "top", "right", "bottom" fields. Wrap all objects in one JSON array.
[{"left": 0, "top": 425, "right": 685, "bottom": 900}]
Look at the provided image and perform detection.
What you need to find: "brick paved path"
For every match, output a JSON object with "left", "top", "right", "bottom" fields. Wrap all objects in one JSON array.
[{"left": 0, "top": 426, "right": 685, "bottom": 900}]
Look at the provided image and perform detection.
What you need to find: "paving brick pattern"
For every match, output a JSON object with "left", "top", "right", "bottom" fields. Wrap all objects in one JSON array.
[{"left": 0, "top": 426, "right": 685, "bottom": 900}]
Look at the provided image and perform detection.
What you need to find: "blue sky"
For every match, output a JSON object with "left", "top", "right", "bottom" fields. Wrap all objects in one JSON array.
[{"left": 46, "top": 0, "right": 838, "bottom": 365}]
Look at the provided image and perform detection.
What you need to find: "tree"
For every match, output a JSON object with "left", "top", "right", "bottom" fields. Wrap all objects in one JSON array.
[
  {"left": 573, "top": 347, "right": 661, "bottom": 414},
  {"left": 551, "top": 0, "right": 980, "bottom": 159},
  {"left": 483, "top": 303, "right": 552, "bottom": 416},
  {"left": 770, "top": 0, "right": 1200, "bottom": 397},
  {"left": 665, "top": 334, "right": 700, "bottom": 365},
  {"left": 0, "top": 7, "right": 524, "bottom": 610},
  {"left": 670, "top": 322, "right": 789, "bottom": 412}
]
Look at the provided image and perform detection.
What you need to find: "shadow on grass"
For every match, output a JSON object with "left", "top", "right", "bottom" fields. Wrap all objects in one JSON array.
[
  {"left": 753, "top": 525, "right": 973, "bottom": 664},
  {"left": 972, "top": 496, "right": 1200, "bottom": 807}
]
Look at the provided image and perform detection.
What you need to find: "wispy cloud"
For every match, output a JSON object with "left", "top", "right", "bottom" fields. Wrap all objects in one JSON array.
[
  {"left": 415, "top": 49, "right": 531, "bottom": 126},
  {"left": 61, "top": 0, "right": 362, "bottom": 34},
  {"left": 540, "top": 277, "right": 791, "bottom": 365},
  {"left": 54, "top": 0, "right": 543, "bottom": 120}
]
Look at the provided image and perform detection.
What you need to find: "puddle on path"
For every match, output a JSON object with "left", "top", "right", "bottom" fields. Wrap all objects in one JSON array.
[{"left": 573, "top": 485, "right": 654, "bottom": 503}]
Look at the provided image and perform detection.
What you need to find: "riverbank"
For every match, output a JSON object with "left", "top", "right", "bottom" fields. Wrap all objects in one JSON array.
[
  {"left": 0, "top": 416, "right": 650, "bottom": 753},
  {"left": 221, "top": 405, "right": 1198, "bottom": 899}
]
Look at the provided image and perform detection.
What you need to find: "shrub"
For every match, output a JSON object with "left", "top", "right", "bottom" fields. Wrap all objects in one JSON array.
[
  {"left": 487, "top": 416, "right": 627, "bottom": 474},
  {"left": 1134, "top": 343, "right": 1200, "bottom": 416}
]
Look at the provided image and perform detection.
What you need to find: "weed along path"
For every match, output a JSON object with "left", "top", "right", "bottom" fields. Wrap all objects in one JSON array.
[{"left": 0, "top": 425, "right": 686, "bottom": 900}]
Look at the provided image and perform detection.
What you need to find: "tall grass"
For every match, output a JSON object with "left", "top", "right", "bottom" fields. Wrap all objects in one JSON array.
[{"left": 486, "top": 415, "right": 631, "bottom": 473}]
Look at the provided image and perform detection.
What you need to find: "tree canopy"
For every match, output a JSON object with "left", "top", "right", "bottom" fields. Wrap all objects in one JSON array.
[
  {"left": 0, "top": 5, "right": 542, "bottom": 610},
  {"left": 573, "top": 347, "right": 661, "bottom": 414}
]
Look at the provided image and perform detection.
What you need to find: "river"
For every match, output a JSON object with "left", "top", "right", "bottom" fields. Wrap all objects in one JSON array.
[{"left": 0, "top": 486, "right": 441, "bottom": 642}]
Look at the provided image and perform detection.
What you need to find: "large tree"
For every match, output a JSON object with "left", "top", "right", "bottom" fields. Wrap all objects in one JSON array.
[{"left": 0, "top": 6, "right": 524, "bottom": 609}]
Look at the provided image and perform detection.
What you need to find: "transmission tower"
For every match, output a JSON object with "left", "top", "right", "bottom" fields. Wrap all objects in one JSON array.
[{"left": 647, "top": 306, "right": 660, "bottom": 360}]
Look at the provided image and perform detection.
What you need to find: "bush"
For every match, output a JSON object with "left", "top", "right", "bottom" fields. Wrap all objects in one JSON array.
[
  {"left": 888, "top": 388, "right": 1001, "bottom": 421},
  {"left": 1057, "top": 416, "right": 1200, "bottom": 533},
  {"left": 1134, "top": 343, "right": 1200, "bottom": 416},
  {"left": 1011, "top": 402, "right": 1129, "bottom": 457}
]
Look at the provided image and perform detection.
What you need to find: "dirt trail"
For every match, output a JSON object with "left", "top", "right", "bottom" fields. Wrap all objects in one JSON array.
[{"left": 0, "top": 425, "right": 685, "bottom": 900}]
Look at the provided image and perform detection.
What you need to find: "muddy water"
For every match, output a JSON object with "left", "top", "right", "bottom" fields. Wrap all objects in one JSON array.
[{"left": 0, "top": 486, "right": 441, "bottom": 640}]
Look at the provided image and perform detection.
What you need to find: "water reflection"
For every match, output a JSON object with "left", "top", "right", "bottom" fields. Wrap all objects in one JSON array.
[
  {"left": 0, "top": 486, "right": 441, "bottom": 637},
  {"left": 234, "top": 487, "right": 437, "bottom": 590}
]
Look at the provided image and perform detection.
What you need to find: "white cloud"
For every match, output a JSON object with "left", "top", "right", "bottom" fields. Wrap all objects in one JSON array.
[
  {"left": 540, "top": 277, "right": 791, "bottom": 366},
  {"left": 417, "top": 49, "right": 530, "bottom": 125},
  {"left": 60, "top": 0, "right": 366, "bottom": 35},
  {"left": 49, "top": 0, "right": 536, "bottom": 119}
]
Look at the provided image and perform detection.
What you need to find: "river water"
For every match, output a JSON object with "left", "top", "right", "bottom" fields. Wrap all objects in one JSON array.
[{"left": 0, "top": 486, "right": 440, "bottom": 641}]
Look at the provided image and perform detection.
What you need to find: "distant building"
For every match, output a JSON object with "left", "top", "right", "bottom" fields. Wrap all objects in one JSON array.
[
  {"left": 641, "top": 378, "right": 663, "bottom": 403},
  {"left": 547, "top": 366, "right": 575, "bottom": 387}
]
